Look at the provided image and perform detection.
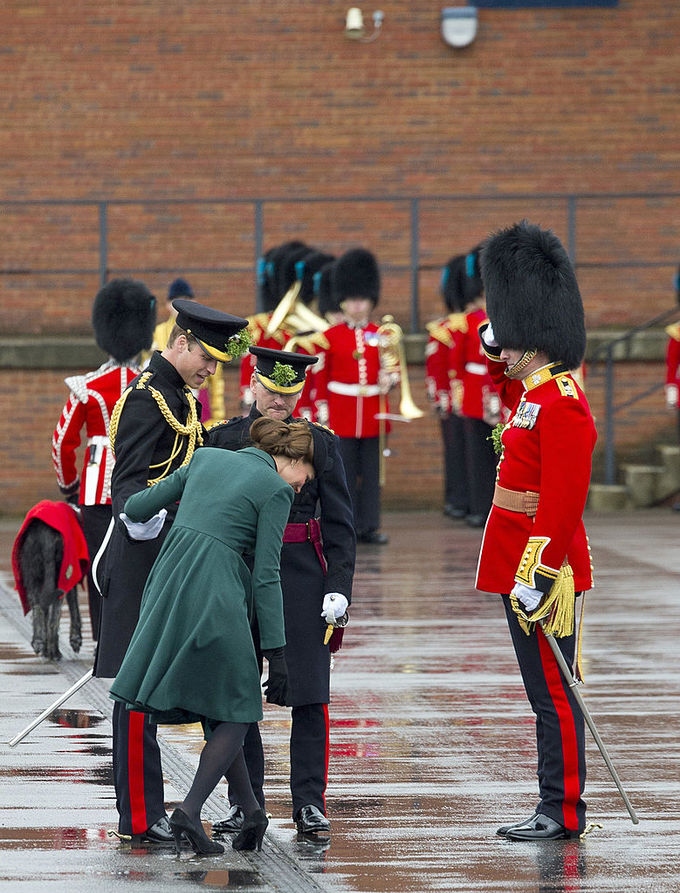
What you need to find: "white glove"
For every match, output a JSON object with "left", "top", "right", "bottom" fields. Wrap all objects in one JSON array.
[
  {"left": 511, "top": 582, "right": 542, "bottom": 612},
  {"left": 120, "top": 508, "right": 167, "bottom": 541},
  {"left": 665, "top": 384, "right": 678, "bottom": 408},
  {"left": 321, "top": 593, "right": 348, "bottom": 625},
  {"left": 481, "top": 323, "right": 499, "bottom": 347}
]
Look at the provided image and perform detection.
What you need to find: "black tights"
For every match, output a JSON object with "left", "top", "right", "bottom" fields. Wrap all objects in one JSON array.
[{"left": 181, "top": 721, "right": 259, "bottom": 823}]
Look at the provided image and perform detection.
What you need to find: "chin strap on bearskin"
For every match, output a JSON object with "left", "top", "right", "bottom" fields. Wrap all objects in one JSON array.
[{"left": 504, "top": 349, "right": 538, "bottom": 378}]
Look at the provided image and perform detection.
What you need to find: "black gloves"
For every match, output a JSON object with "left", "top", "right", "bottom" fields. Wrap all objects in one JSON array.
[{"left": 261, "top": 647, "right": 289, "bottom": 707}]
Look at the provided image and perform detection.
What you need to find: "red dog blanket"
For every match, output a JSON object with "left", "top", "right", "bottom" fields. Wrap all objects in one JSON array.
[{"left": 12, "top": 500, "right": 89, "bottom": 615}]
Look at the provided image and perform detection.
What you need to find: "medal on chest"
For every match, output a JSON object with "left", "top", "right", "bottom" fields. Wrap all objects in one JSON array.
[{"left": 512, "top": 399, "right": 541, "bottom": 429}]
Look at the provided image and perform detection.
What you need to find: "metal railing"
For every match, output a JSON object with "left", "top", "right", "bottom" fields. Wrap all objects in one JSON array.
[
  {"left": 2, "top": 191, "right": 679, "bottom": 333},
  {"left": 589, "top": 308, "right": 678, "bottom": 485}
]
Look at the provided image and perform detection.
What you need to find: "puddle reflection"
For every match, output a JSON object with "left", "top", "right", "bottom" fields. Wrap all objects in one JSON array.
[
  {"left": 179, "top": 869, "right": 263, "bottom": 888},
  {"left": 535, "top": 840, "right": 587, "bottom": 892},
  {"left": 0, "top": 827, "right": 109, "bottom": 850}
]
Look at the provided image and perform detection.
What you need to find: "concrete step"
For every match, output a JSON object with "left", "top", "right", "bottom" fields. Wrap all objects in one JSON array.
[
  {"left": 622, "top": 464, "right": 665, "bottom": 507},
  {"left": 588, "top": 483, "right": 630, "bottom": 511},
  {"left": 619, "top": 444, "right": 680, "bottom": 508},
  {"left": 656, "top": 443, "right": 680, "bottom": 499}
]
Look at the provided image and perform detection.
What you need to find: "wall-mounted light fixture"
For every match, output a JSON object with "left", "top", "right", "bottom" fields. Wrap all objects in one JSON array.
[
  {"left": 345, "top": 8, "right": 385, "bottom": 42},
  {"left": 441, "top": 6, "right": 478, "bottom": 48}
]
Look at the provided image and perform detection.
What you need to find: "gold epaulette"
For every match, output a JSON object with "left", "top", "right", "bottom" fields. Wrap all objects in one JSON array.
[
  {"left": 665, "top": 323, "right": 680, "bottom": 342},
  {"left": 446, "top": 312, "right": 468, "bottom": 333},
  {"left": 426, "top": 319, "right": 453, "bottom": 348},
  {"left": 555, "top": 376, "right": 579, "bottom": 399},
  {"left": 288, "top": 332, "right": 330, "bottom": 354},
  {"left": 312, "top": 421, "right": 335, "bottom": 435}
]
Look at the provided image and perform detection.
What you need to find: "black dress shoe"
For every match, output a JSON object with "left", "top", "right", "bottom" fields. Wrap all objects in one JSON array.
[
  {"left": 465, "top": 514, "right": 486, "bottom": 528},
  {"left": 295, "top": 804, "right": 331, "bottom": 835},
  {"left": 504, "top": 812, "right": 580, "bottom": 841},
  {"left": 444, "top": 505, "right": 467, "bottom": 520},
  {"left": 496, "top": 813, "right": 538, "bottom": 837},
  {"left": 357, "top": 530, "right": 389, "bottom": 545},
  {"left": 212, "top": 805, "right": 245, "bottom": 835},
  {"left": 140, "top": 814, "right": 175, "bottom": 845}
]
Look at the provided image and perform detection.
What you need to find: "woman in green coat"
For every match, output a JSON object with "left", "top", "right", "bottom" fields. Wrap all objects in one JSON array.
[{"left": 109, "top": 417, "right": 315, "bottom": 855}]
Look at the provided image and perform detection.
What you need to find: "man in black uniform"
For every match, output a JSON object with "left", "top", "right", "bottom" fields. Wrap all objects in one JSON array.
[
  {"left": 209, "top": 346, "right": 356, "bottom": 838},
  {"left": 93, "top": 288, "right": 249, "bottom": 843}
]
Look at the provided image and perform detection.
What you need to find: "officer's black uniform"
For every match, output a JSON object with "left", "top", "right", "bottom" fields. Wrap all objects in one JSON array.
[
  {"left": 208, "top": 404, "right": 356, "bottom": 821},
  {"left": 94, "top": 298, "right": 248, "bottom": 838},
  {"left": 94, "top": 351, "right": 205, "bottom": 835}
]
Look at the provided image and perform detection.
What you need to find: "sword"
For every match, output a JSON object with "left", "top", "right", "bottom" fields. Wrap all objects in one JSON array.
[
  {"left": 539, "top": 621, "right": 639, "bottom": 825},
  {"left": 8, "top": 668, "right": 94, "bottom": 747}
]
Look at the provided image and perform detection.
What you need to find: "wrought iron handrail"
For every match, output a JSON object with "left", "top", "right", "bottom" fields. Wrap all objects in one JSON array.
[{"left": 589, "top": 307, "right": 679, "bottom": 485}]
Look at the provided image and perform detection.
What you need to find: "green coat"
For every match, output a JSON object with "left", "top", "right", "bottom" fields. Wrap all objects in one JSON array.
[{"left": 109, "top": 447, "right": 293, "bottom": 726}]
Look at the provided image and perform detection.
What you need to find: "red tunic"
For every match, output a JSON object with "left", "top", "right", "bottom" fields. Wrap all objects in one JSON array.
[
  {"left": 424, "top": 312, "right": 467, "bottom": 414},
  {"left": 665, "top": 323, "right": 680, "bottom": 409},
  {"left": 476, "top": 357, "right": 596, "bottom": 596},
  {"left": 51, "top": 360, "right": 139, "bottom": 506},
  {"left": 315, "top": 321, "right": 385, "bottom": 439},
  {"left": 452, "top": 307, "right": 499, "bottom": 421}
]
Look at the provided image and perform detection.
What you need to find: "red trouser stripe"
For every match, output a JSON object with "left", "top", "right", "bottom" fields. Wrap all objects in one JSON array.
[
  {"left": 538, "top": 629, "right": 580, "bottom": 830},
  {"left": 128, "top": 711, "right": 148, "bottom": 834},
  {"left": 322, "top": 704, "right": 330, "bottom": 812}
]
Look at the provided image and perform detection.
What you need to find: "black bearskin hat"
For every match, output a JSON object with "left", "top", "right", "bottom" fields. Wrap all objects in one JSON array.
[
  {"left": 296, "top": 250, "right": 335, "bottom": 304},
  {"left": 256, "top": 247, "right": 279, "bottom": 313},
  {"left": 439, "top": 255, "right": 464, "bottom": 312},
  {"left": 167, "top": 277, "right": 194, "bottom": 300},
  {"left": 480, "top": 220, "right": 586, "bottom": 371},
  {"left": 263, "top": 240, "right": 307, "bottom": 307},
  {"left": 92, "top": 278, "right": 157, "bottom": 363},
  {"left": 276, "top": 243, "right": 311, "bottom": 301},
  {"left": 440, "top": 250, "right": 483, "bottom": 312},
  {"left": 462, "top": 245, "right": 484, "bottom": 305},
  {"left": 315, "top": 260, "right": 340, "bottom": 317},
  {"left": 332, "top": 248, "right": 380, "bottom": 306}
]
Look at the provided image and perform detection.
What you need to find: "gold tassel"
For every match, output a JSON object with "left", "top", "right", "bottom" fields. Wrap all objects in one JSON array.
[{"left": 510, "top": 564, "right": 575, "bottom": 638}]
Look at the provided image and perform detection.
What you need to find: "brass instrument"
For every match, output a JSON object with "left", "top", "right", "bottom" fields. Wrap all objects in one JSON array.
[
  {"left": 265, "top": 281, "right": 329, "bottom": 338},
  {"left": 376, "top": 314, "right": 424, "bottom": 486},
  {"left": 376, "top": 315, "right": 425, "bottom": 420}
]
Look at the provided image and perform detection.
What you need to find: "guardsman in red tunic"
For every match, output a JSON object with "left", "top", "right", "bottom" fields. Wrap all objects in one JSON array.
[
  {"left": 424, "top": 254, "right": 469, "bottom": 519},
  {"left": 315, "top": 248, "right": 390, "bottom": 544},
  {"left": 449, "top": 248, "right": 502, "bottom": 527},
  {"left": 665, "top": 267, "right": 680, "bottom": 509},
  {"left": 52, "top": 282, "right": 156, "bottom": 638},
  {"left": 476, "top": 221, "right": 595, "bottom": 841}
]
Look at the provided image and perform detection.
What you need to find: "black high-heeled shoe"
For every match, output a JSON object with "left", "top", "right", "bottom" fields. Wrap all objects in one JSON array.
[
  {"left": 169, "top": 807, "right": 225, "bottom": 855},
  {"left": 231, "top": 808, "right": 268, "bottom": 852}
]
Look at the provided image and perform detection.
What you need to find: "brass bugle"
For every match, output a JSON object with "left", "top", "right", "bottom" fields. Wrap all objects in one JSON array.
[
  {"left": 265, "top": 281, "right": 302, "bottom": 337},
  {"left": 377, "top": 315, "right": 424, "bottom": 419}
]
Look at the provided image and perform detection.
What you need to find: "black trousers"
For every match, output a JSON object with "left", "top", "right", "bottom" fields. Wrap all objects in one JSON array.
[
  {"left": 462, "top": 416, "right": 497, "bottom": 519},
  {"left": 234, "top": 703, "right": 330, "bottom": 820},
  {"left": 502, "top": 595, "right": 587, "bottom": 832},
  {"left": 79, "top": 504, "right": 111, "bottom": 639},
  {"left": 440, "top": 414, "right": 469, "bottom": 512},
  {"left": 337, "top": 436, "right": 381, "bottom": 534},
  {"left": 112, "top": 701, "right": 165, "bottom": 835}
]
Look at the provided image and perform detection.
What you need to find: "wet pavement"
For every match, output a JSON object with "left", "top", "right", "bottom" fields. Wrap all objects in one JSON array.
[{"left": 1, "top": 508, "right": 680, "bottom": 892}]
